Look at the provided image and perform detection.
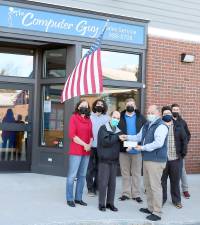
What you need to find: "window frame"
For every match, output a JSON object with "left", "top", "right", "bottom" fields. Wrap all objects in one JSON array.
[
  {"left": 81, "top": 44, "right": 146, "bottom": 113},
  {"left": 40, "top": 84, "right": 65, "bottom": 149},
  {"left": 42, "top": 48, "right": 67, "bottom": 79}
]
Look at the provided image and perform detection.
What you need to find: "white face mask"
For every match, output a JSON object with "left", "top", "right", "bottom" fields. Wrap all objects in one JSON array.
[{"left": 147, "top": 114, "right": 157, "bottom": 122}]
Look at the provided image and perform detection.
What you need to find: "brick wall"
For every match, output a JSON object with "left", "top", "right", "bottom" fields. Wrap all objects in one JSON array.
[{"left": 146, "top": 36, "right": 200, "bottom": 173}]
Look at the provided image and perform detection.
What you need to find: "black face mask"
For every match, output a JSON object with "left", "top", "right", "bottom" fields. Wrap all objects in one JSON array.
[
  {"left": 162, "top": 115, "right": 172, "bottom": 122},
  {"left": 79, "top": 107, "right": 90, "bottom": 115},
  {"left": 95, "top": 106, "right": 104, "bottom": 113},
  {"left": 126, "top": 106, "right": 135, "bottom": 113},
  {"left": 172, "top": 112, "right": 179, "bottom": 118}
]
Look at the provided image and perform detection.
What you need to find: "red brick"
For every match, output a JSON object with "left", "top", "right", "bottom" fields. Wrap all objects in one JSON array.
[{"left": 146, "top": 36, "right": 200, "bottom": 173}]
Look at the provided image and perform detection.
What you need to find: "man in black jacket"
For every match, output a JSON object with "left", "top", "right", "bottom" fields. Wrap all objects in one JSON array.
[
  {"left": 118, "top": 98, "right": 146, "bottom": 203},
  {"left": 161, "top": 106, "right": 188, "bottom": 209},
  {"left": 97, "top": 111, "right": 123, "bottom": 212},
  {"left": 171, "top": 103, "right": 191, "bottom": 199}
]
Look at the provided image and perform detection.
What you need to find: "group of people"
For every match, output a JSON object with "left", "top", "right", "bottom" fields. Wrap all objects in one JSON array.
[{"left": 65, "top": 98, "right": 191, "bottom": 222}]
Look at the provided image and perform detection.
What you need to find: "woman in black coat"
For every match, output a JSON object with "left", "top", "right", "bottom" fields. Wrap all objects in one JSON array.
[{"left": 97, "top": 111, "right": 123, "bottom": 212}]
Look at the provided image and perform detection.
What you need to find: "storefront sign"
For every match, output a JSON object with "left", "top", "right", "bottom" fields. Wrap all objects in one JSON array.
[{"left": 0, "top": 5, "right": 145, "bottom": 45}]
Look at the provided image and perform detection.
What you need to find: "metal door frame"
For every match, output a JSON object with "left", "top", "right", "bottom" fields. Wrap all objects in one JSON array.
[{"left": 0, "top": 82, "right": 34, "bottom": 171}]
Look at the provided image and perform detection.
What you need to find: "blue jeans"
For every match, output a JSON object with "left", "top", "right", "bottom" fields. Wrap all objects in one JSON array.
[
  {"left": 181, "top": 159, "right": 188, "bottom": 192},
  {"left": 66, "top": 155, "right": 90, "bottom": 201}
]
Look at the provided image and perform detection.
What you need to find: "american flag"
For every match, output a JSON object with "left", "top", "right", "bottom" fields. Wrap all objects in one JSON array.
[{"left": 61, "top": 21, "right": 108, "bottom": 102}]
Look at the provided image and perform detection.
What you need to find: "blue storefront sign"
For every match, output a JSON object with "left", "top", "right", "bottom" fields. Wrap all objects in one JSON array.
[{"left": 0, "top": 5, "right": 145, "bottom": 45}]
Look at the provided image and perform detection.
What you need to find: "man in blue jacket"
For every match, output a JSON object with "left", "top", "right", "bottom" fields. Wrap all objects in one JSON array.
[
  {"left": 120, "top": 105, "right": 168, "bottom": 221},
  {"left": 118, "top": 98, "right": 146, "bottom": 203}
]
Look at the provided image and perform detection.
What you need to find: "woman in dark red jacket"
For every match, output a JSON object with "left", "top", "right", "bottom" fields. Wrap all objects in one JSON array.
[{"left": 66, "top": 99, "right": 93, "bottom": 207}]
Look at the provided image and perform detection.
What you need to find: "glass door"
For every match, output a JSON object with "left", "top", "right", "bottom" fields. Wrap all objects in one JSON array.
[{"left": 0, "top": 83, "right": 33, "bottom": 171}]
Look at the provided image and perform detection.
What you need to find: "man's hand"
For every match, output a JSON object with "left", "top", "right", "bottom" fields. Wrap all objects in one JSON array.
[
  {"left": 119, "top": 134, "right": 127, "bottom": 141},
  {"left": 134, "top": 145, "right": 142, "bottom": 151},
  {"left": 126, "top": 147, "right": 132, "bottom": 152}
]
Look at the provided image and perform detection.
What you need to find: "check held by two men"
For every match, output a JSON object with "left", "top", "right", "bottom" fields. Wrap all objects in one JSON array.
[{"left": 123, "top": 141, "right": 137, "bottom": 148}]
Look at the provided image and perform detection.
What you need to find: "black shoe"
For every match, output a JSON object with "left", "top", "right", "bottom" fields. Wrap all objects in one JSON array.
[
  {"left": 99, "top": 205, "right": 106, "bottom": 211},
  {"left": 75, "top": 200, "right": 87, "bottom": 206},
  {"left": 67, "top": 201, "right": 75, "bottom": 207},
  {"left": 106, "top": 203, "right": 118, "bottom": 212},
  {"left": 146, "top": 214, "right": 161, "bottom": 221},
  {"left": 119, "top": 195, "right": 130, "bottom": 201},
  {"left": 139, "top": 208, "right": 152, "bottom": 214},
  {"left": 133, "top": 197, "right": 143, "bottom": 203}
]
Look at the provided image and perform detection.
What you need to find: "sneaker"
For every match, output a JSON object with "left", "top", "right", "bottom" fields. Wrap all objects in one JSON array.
[
  {"left": 173, "top": 202, "right": 183, "bottom": 209},
  {"left": 88, "top": 191, "right": 96, "bottom": 197},
  {"left": 133, "top": 197, "right": 143, "bottom": 203},
  {"left": 183, "top": 191, "right": 190, "bottom": 199},
  {"left": 118, "top": 195, "right": 130, "bottom": 201},
  {"left": 146, "top": 214, "right": 161, "bottom": 221},
  {"left": 139, "top": 208, "right": 152, "bottom": 214}
]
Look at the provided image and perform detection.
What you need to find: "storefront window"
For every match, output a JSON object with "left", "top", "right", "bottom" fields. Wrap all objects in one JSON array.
[
  {"left": 40, "top": 85, "right": 64, "bottom": 148},
  {"left": 43, "top": 49, "right": 66, "bottom": 78},
  {"left": 0, "top": 89, "right": 29, "bottom": 161},
  {"left": 82, "top": 49, "right": 140, "bottom": 82},
  {"left": 0, "top": 52, "right": 33, "bottom": 77},
  {"left": 83, "top": 87, "right": 140, "bottom": 115},
  {"left": 0, "top": 89, "right": 29, "bottom": 122}
]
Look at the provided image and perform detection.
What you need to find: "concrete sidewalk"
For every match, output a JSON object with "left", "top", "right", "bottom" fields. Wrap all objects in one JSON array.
[{"left": 0, "top": 173, "right": 200, "bottom": 225}]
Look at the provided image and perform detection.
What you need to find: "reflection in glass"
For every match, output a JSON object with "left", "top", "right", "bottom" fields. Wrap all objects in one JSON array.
[
  {"left": 0, "top": 89, "right": 29, "bottom": 161},
  {"left": 0, "top": 130, "right": 27, "bottom": 161},
  {"left": 83, "top": 87, "right": 140, "bottom": 115},
  {"left": 0, "top": 89, "right": 29, "bottom": 122},
  {"left": 82, "top": 49, "right": 140, "bottom": 81},
  {"left": 41, "top": 85, "right": 64, "bottom": 148},
  {"left": 0, "top": 52, "right": 33, "bottom": 77},
  {"left": 43, "top": 49, "right": 66, "bottom": 78}
]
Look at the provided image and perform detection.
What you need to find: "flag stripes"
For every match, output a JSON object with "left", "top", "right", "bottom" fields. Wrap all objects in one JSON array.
[
  {"left": 61, "top": 48, "right": 103, "bottom": 102},
  {"left": 61, "top": 20, "right": 108, "bottom": 102}
]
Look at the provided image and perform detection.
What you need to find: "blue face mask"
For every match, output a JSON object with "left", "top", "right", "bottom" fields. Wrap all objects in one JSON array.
[
  {"left": 162, "top": 114, "right": 172, "bottom": 122},
  {"left": 110, "top": 118, "right": 119, "bottom": 127}
]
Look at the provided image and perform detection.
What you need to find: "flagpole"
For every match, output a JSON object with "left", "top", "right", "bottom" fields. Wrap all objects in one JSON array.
[
  {"left": 103, "top": 19, "right": 109, "bottom": 31},
  {"left": 100, "top": 19, "right": 109, "bottom": 36}
]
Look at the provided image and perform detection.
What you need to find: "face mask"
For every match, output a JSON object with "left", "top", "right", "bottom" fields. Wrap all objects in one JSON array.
[
  {"left": 95, "top": 106, "right": 104, "bottom": 113},
  {"left": 126, "top": 106, "right": 135, "bottom": 113},
  {"left": 79, "top": 107, "right": 89, "bottom": 115},
  {"left": 110, "top": 118, "right": 119, "bottom": 127},
  {"left": 162, "top": 115, "right": 172, "bottom": 122},
  {"left": 172, "top": 112, "right": 179, "bottom": 118},
  {"left": 147, "top": 114, "right": 157, "bottom": 122}
]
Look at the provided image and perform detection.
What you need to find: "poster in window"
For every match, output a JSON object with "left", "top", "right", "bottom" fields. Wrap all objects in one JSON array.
[{"left": 44, "top": 100, "right": 51, "bottom": 113}]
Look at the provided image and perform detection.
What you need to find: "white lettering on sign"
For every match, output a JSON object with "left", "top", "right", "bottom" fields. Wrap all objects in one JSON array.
[
  {"left": 22, "top": 12, "right": 33, "bottom": 27},
  {"left": 22, "top": 12, "right": 73, "bottom": 32},
  {"left": 1, "top": 6, "right": 144, "bottom": 44},
  {"left": 76, "top": 20, "right": 99, "bottom": 38}
]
